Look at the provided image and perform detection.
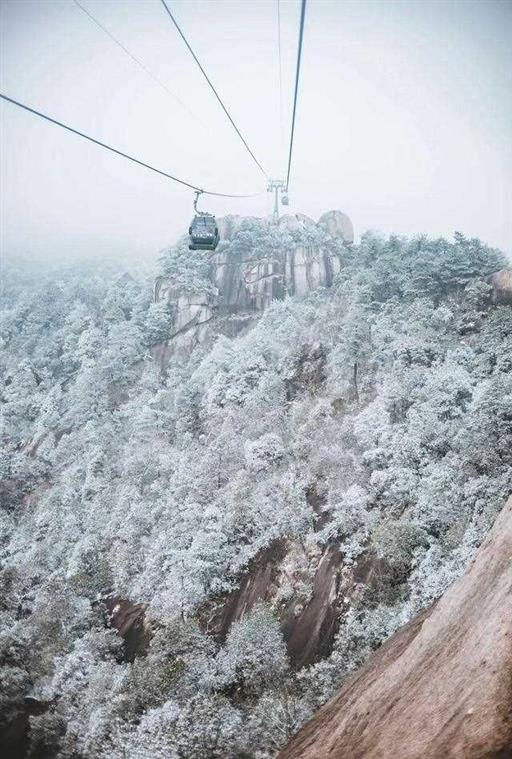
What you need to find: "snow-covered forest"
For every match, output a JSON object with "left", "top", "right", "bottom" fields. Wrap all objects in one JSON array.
[{"left": 1, "top": 219, "right": 511, "bottom": 758}]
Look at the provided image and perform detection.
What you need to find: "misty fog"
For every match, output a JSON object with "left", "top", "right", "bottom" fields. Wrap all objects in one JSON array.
[{"left": 1, "top": 0, "right": 511, "bottom": 262}]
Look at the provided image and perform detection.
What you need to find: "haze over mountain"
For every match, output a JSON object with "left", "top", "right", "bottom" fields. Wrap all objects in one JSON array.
[{"left": 2, "top": 0, "right": 511, "bottom": 260}]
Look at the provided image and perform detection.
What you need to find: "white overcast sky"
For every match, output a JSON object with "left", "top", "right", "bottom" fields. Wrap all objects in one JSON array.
[{"left": 1, "top": 0, "right": 511, "bottom": 262}]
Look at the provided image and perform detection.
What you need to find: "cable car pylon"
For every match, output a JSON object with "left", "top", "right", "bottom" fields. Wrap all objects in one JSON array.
[{"left": 267, "top": 179, "right": 288, "bottom": 223}]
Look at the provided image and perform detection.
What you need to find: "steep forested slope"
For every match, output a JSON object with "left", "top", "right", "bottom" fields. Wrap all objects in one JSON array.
[
  {"left": 1, "top": 219, "right": 511, "bottom": 758},
  {"left": 279, "top": 495, "right": 512, "bottom": 759}
]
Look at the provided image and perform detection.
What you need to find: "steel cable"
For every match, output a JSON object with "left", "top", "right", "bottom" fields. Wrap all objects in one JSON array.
[
  {"left": 0, "top": 93, "right": 263, "bottom": 198},
  {"left": 159, "top": 0, "right": 267, "bottom": 178},
  {"left": 285, "top": 0, "right": 307, "bottom": 192}
]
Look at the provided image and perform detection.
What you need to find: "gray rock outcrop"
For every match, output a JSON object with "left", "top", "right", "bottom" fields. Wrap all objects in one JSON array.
[
  {"left": 318, "top": 209, "right": 354, "bottom": 244},
  {"left": 154, "top": 211, "right": 353, "bottom": 356},
  {"left": 490, "top": 269, "right": 512, "bottom": 305}
]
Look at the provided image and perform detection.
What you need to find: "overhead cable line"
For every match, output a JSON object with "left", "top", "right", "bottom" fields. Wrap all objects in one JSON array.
[
  {"left": 285, "top": 0, "right": 307, "bottom": 192},
  {"left": 0, "top": 93, "right": 262, "bottom": 198},
  {"left": 277, "top": 0, "right": 284, "bottom": 151},
  {"left": 72, "top": 0, "right": 199, "bottom": 123},
  {"left": 159, "top": 0, "right": 268, "bottom": 178}
]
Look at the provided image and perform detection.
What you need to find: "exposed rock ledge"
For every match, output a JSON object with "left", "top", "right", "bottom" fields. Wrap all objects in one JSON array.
[
  {"left": 153, "top": 211, "right": 353, "bottom": 356},
  {"left": 279, "top": 495, "right": 512, "bottom": 759},
  {"left": 103, "top": 597, "right": 150, "bottom": 662}
]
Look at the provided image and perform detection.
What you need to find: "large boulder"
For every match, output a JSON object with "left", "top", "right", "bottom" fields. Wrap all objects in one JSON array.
[
  {"left": 490, "top": 269, "right": 512, "bottom": 305},
  {"left": 318, "top": 210, "right": 354, "bottom": 244},
  {"left": 278, "top": 213, "right": 317, "bottom": 232},
  {"left": 279, "top": 495, "right": 512, "bottom": 759}
]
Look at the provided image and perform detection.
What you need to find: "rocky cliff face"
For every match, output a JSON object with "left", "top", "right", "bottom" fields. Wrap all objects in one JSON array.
[
  {"left": 278, "top": 496, "right": 512, "bottom": 759},
  {"left": 198, "top": 536, "right": 345, "bottom": 670},
  {"left": 154, "top": 211, "right": 353, "bottom": 355}
]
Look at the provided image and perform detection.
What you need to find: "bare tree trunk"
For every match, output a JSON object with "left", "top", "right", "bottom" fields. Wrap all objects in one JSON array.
[{"left": 353, "top": 360, "right": 359, "bottom": 402}]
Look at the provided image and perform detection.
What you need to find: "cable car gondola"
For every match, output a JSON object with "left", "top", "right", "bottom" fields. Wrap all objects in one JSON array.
[{"left": 189, "top": 191, "right": 219, "bottom": 251}]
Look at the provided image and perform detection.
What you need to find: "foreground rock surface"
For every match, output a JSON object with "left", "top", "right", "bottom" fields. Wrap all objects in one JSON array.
[{"left": 279, "top": 496, "right": 512, "bottom": 759}]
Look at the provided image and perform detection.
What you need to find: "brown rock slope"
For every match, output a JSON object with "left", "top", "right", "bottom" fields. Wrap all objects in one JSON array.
[{"left": 279, "top": 496, "right": 512, "bottom": 759}]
